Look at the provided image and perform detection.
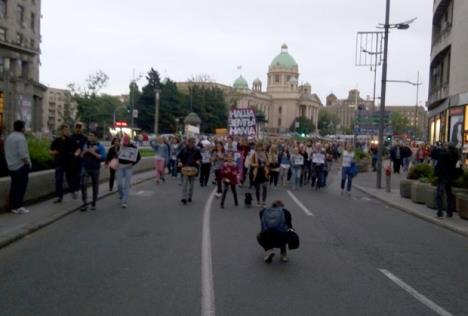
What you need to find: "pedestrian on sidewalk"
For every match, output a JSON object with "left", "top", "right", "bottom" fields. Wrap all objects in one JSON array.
[
  {"left": 257, "top": 200, "right": 293, "bottom": 263},
  {"left": 220, "top": 152, "right": 239, "bottom": 208},
  {"left": 251, "top": 142, "right": 270, "bottom": 207},
  {"left": 390, "top": 142, "right": 404, "bottom": 174},
  {"left": 177, "top": 138, "right": 202, "bottom": 205},
  {"left": 80, "top": 131, "right": 106, "bottom": 212},
  {"left": 151, "top": 136, "right": 170, "bottom": 184},
  {"left": 341, "top": 143, "right": 355, "bottom": 196},
  {"left": 49, "top": 124, "right": 80, "bottom": 204},
  {"left": 431, "top": 143, "right": 459, "bottom": 218},
  {"left": 117, "top": 135, "right": 141, "bottom": 208},
  {"left": 105, "top": 137, "right": 120, "bottom": 191},
  {"left": 70, "top": 123, "right": 88, "bottom": 196},
  {"left": 5, "top": 120, "right": 31, "bottom": 214}
]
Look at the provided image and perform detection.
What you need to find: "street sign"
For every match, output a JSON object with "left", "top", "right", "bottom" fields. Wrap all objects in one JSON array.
[
  {"left": 295, "top": 122, "right": 300, "bottom": 128},
  {"left": 132, "top": 109, "right": 139, "bottom": 118}
]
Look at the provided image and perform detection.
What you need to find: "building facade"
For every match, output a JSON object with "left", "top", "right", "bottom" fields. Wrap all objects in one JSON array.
[
  {"left": 228, "top": 44, "right": 322, "bottom": 133},
  {"left": 324, "top": 90, "right": 374, "bottom": 130},
  {"left": 42, "top": 88, "right": 77, "bottom": 133},
  {"left": 428, "top": 0, "right": 468, "bottom": 150},
  {"left": 0, "top": 0, "right": 44, "bottom": 133},
  {"left": 386, "top": 105, "right": 428, "bottom": 136}
]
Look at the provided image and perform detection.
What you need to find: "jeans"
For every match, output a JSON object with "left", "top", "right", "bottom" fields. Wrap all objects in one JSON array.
[
  {"left": 182, "top": 175, "right": 195, "bottom": 200},
  {"left": 313, "top": 164, "right": 325, "bottom": 189},
  {"left": 55, "top": 165, "right": 75, "bottom": 200},
  {"left": 255, "top": 182, "right": 268, "bottom": 203},
  {"left": 269, "top": 170, "right": 279, "bottom": 187},
  {"left": 71, "top": 158, "right": 83, "bottom": 193},
  {"left": 169, "top": 159, "right": 178, "bottom": 177},
  {"left": 117, "top": 166, "right": 133, "bottom": 204},
  {"left": 436, "top": 179, "right": 454, "bottom": 215},
  {"left": 393, "top": 159, "right": 402, "bottom": 173},
  {"left": 291, "top": 167, "right": 301, "bottom": 189},
  {"left": 81, "top": 168, "right": 100, "bottom": 206},
  {"left": 9, "top": 164, "right": 29, "bottom": 210},
  {"left": 154, "top": 158, "right": 165, "bottom": 182},
  {"left": 109, "top": 168, "right": 116, "bottom": 190},
  {"left": 221, "top": 182, "right": 238, "bottom": 206},
  {"left": 279, "top": 166, "right": 290, "bottom": 186},
  {"left": 214, "top": 169, "right": 223, "bottom": 194},
  {"left": 341, "top": 167, "right": 352, "bottom": 192},
  {"left": 200, "top": 163, "right": 212, "bottom": 186}
]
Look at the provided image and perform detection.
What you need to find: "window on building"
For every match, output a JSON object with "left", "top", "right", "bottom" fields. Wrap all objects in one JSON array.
[
  {"left": 287, "top": 75, "right": 291, "bottom": 82},
  {"left": 275, "top": 75, "right": 280, "bottom": 83},
  {"left": 16, "top": 33, "right": 23, "bottom": 45},
  {"left": 30, "top": 38, "right": 34, "bottom": 49},
  {"left": 21, "top": 61, "right": 28, "bottom": 79},
  {"left": 0, "top": 27, "right": 6, "bottom": 41},
  {"left": 0, "top": 0, "right": 6, "bottom": 18},
  {"left": 17, "top": 4, "right": 24, "bottom": 25},
  {"left": 0, "top": 57, "right": 4, "bottom": 76},
  {"left": 278, "top": 106, "right": 282, "bottom": 114},
  {"left": 278, "top": 118, "right": 282, "bottom": 127},
  {"left": 301, "top": 106, "right": 306, "bottom": 117},
  {"left": 31, "top": 13, "right": 35, "bottom": 32}
]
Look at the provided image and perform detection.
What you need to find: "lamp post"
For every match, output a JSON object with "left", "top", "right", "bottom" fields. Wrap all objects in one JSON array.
[
  {"left": 154, "top": 88, "right": 161, "bottom": 135},
  {"left": 376, "top": 0, "right": 416, "bottom": 189}
]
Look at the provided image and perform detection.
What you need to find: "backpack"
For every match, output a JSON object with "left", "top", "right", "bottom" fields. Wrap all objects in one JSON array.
[{"left": 261, "top": 208, "right": 288, "bottom": 232}]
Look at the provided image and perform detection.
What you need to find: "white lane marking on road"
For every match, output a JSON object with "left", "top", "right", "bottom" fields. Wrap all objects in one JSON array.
[
  {"left": 378, "top": 269, "right": 454, "bottom": 316},
  {"left": 287, "top": 190, "right": 315, "bottom": 217},
  {"left": 201, "top": 188, "right": 217, "bottom": 316}
]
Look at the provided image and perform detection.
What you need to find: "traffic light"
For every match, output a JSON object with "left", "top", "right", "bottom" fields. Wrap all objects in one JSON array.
[{"left": 386, "top": 135, "right": 393, "bottom": 142}]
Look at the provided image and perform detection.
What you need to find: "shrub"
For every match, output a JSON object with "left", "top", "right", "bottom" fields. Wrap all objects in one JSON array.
[
  {"left": 407, "top": 163, "right": 433, "bottom": 180},
  {"left": 28, "top": 137, "right": 54, "bottom": 172},
  {"left": 355, "top": 148, "right": 370, "bottom": 161},
  {"left": 452, "top": 169, "right": 468, "bottom": 188}
]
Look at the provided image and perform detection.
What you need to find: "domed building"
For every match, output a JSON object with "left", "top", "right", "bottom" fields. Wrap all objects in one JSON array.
[{"left": 228, "top": 44, "right": 322, "bottom": 133}]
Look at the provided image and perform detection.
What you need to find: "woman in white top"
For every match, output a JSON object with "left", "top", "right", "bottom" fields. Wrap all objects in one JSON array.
[{"left": 341, "top": 143, "right": 355, "bottom": 195}]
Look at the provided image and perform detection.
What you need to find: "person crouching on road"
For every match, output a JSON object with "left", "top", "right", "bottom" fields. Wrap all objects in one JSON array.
[
  {"left": 257, "top": 200, "right": 293, "bottom": 263},
  {"left": 117, "top": 135, "right": 141, "bottom": 208},
  {"left": 80, "top": 131, "right": 106, "bottom": 212},
  {"left": 151, "top": 136, "right": 170, "bottom": 184},
  {"left": 220, "top": 152, "right": 239, "bottom": 208},
  {"left": 177, "top": 138, "right": 202, "bottom": 205}
]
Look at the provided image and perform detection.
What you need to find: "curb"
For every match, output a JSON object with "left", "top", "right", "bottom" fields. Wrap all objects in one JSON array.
[
  {"left": 0, "top": 173, "right": 156, "bottom": 250},
  {"left": 353, "top": 184, "right": 468, "bottom": 239}
]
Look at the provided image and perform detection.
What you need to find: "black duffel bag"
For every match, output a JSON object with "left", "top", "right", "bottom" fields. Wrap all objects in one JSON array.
[{"left": 288, "top": 229, "right": 300, "bottom": 250}]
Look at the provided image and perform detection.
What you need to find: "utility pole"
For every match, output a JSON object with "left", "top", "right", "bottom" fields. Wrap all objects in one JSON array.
[
  {"left": 376, "top": 0, "right": 391, "bottom": 189},
  {"left": 414, "top": 71, "right": 420, "bottom": 132},
  {"left": 154, "top": 88, "right": 161, "bottom": 135}
]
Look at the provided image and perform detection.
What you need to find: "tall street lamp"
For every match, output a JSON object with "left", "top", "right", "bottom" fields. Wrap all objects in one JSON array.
[
  {"left": 376, "top": 0, "right": 416, "bottom": 189},
  {"left": 154, "top": 88, "right": 161, "bottom": 135}
]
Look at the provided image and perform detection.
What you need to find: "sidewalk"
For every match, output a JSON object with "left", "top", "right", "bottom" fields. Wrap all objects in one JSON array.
[
  {"left": 0, "top": 170, "right": 155, "bottom": 249},
  {"left": 353, "top": 171, "right": 468, "bottom": 239}
]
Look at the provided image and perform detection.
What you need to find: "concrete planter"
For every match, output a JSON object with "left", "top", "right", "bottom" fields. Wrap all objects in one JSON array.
[
  {"left": 356, "top": 159, "right": 370, "bottom": 173},
  {"left": 452, "top": 188, "right": 468, "bottom": 212},
  {"left": 411, "top": 181, "right": 432, "bottom": 204},
  {"left": 455, "top": 193, "right": 468, "bottom": 220},
  {"left": 425, "top": 185, "right": 437, "bottom": 209},
  {"left": 400, "top": 179, "right": 415, "bottom": 199}
]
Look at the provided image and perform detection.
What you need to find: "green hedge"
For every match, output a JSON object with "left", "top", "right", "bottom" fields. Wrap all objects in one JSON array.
[
  {"left": 407, "top": 163, "right": 433, "bottom": 180},
  {"left": 28, "top": 137, "right": 54, "bottom": 172}
]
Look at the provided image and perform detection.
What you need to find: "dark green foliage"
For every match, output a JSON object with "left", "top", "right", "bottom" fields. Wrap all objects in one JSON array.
[
  {"left": 28, "top": 137, "right": 54, "bottom": 172},
  {"left": 355, "top": 148, "right": 370, "bottom": 161},
  {"left": 290, "top": 117, "right": 316, "bottom": 135},
  {"left": 407, "top": 163, "right": 433, "bottom": 180},
  {"left": 318, "top": 110, "right": 340, "bottom": 136}
]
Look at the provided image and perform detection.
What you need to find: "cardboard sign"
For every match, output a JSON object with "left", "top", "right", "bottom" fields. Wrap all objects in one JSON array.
[
  {"left": 295, "top": 156, "right": 304, "bottom": 166},
  {"left": 118, "top": 146, "right": 138, "bottom": 162},
  {"left": 312, "top": 153, "right": 325, "bottom": 164},
  {"left": 229, "top": 109, "right": 257, "bottom": 137}
]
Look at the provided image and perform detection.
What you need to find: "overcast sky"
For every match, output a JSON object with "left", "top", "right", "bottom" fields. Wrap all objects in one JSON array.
[{"left": 40, "top": 0, "right": 432, "bottom": 106}]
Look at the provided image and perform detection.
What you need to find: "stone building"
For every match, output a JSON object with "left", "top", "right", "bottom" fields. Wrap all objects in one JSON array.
[
  {"left": 42, "top": 87, "right": 77, "bottom": 133},
  {"left": 324, "top": 89, "right": 373, "bottom": 130},
  {"left": 428, "top": 0, "right": 468, "bottom": 148},
  {"left": 0, "top": 0, "right": 45, "bottom": 132},
  {"left": 386, "top": 105, "right": 428, "bottom": 135},
  {"left": 228, "top": 44, "right": 322, "bottom": 133}
]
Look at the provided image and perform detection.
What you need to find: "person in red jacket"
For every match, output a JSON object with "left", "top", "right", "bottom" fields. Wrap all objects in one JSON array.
[{"left": 220, "top": 152, "right": 239, "bottom": 208}]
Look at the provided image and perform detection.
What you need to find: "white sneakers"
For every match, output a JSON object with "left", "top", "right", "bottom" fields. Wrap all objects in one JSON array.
[
  {"left": 264, "top": 250, "right": 275, "bottom": 263},
  {"left": 12, "top": 207, "right": 30, "bottom": 215}
]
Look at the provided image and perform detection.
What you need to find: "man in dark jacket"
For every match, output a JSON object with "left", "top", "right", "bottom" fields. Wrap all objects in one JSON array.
[
  {"left": 177, "top": 138, "right": 202, "bottom": 205},
  {"left": 257, "top": 200, "right": 293, "bottom": 263},
  {"left": 431, "top": 143, "right": 459, "bottom": 218},
  {"left": 80, "top": 131, "right": 106, "bottom": 212}
]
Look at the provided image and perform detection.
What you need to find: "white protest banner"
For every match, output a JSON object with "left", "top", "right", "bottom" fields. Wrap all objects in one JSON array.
[
  {"left": 118, "top": 146, "right": 139, "bottom": 162},
  {"left": 229, "top": 108, "right": 257, "bottom": 137}
]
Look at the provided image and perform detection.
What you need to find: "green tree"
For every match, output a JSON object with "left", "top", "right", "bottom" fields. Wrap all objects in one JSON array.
[
  {"left": 318, "top": 110, "right": 340, "bottom": 136},
  {"left": 390, "top": 111, "right": 411, "bottom": 135},
  {"left": 290, "top": 116, "right": 316, "bottom": 135}
]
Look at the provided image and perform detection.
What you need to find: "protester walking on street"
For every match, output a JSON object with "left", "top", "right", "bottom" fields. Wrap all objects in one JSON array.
[
  {"left": 105, "top": 137, "right": 120, "bottom": 191},
  {"left": 117, "top": 135, "right": 141, "bottom": 208},
  {"left": 177, "top": 138, "right": 202, "bottom": 205},
  {"left": 212, "top": 142, "right": 225, "bottom": 198},
  {"left": 220, "top": 152, "right": 239, "bottom": 208},
  {"left": 390, "top": 143, "right": 404, "bottom": 174},
  {"left": 5, "top": 120, "right": 31, "bottom": 214},
  {"left": 431, "top": 143, "right": 459, "bottom": 218},
  {"left": 278, "top": 146, "right": 290, "bottom": 187},
  {"left": 49, "top": 124, "right": 80, "bottom": 203},
  {"left": 80, "top": 131, "right": 106, "bottom": 212},
  {"left": 257, "top": 200, "right": 293, "bottom": 263},
  {"left": 290, "top": 147, "right": 303, "bottom": 190},
  {"left": 169, "top": 137, "right": 181, "bottom": 178},
  {"left": 267, "top": 144, "right": 280, "bottom": 189},
  {"left": 151, "top": 136, "right": 170, "bottom": 184},
  {"left": 251, "top": 142, "right": 270, "bottom": 207},
  {"left": 312, "top": 145, "right": 326, "bottom": 190},
  {"left": 341, "top": 143, "right": 355, "bottom": 196},
  {"left": 200, "top": 142, "right": 212, "bottom": 187}
]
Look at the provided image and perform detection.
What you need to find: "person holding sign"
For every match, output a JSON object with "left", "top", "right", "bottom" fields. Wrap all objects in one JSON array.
[
  {"left": 312, "top": 144, "right": 326, "bottom": 190},
  {"left": 278, "top": 147, "right": 291, "bottom": 187},
  {"left": 290, "top": 147, "right": 304, "bottom": 191},
  {"left": 117, "top": 135, "right": 141, "bottom": 208}
]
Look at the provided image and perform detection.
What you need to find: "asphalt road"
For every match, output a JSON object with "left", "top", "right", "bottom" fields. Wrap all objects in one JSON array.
[{"left": 0, "top": 171, "right": 467, "bottom": 316}]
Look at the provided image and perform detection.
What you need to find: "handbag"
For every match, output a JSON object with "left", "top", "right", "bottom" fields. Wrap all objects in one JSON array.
[
  {"left": 288, "top": 229, "right": 300, "bottom": 250},
  {"left": 181, "top": 166, "right": 199, "bottom": 177},
  {"left": 109, "top": 158, "right": 119, "bottom": 170},
  {"left": 349, "top": 162, "right": 358, "bottom": 178}
]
